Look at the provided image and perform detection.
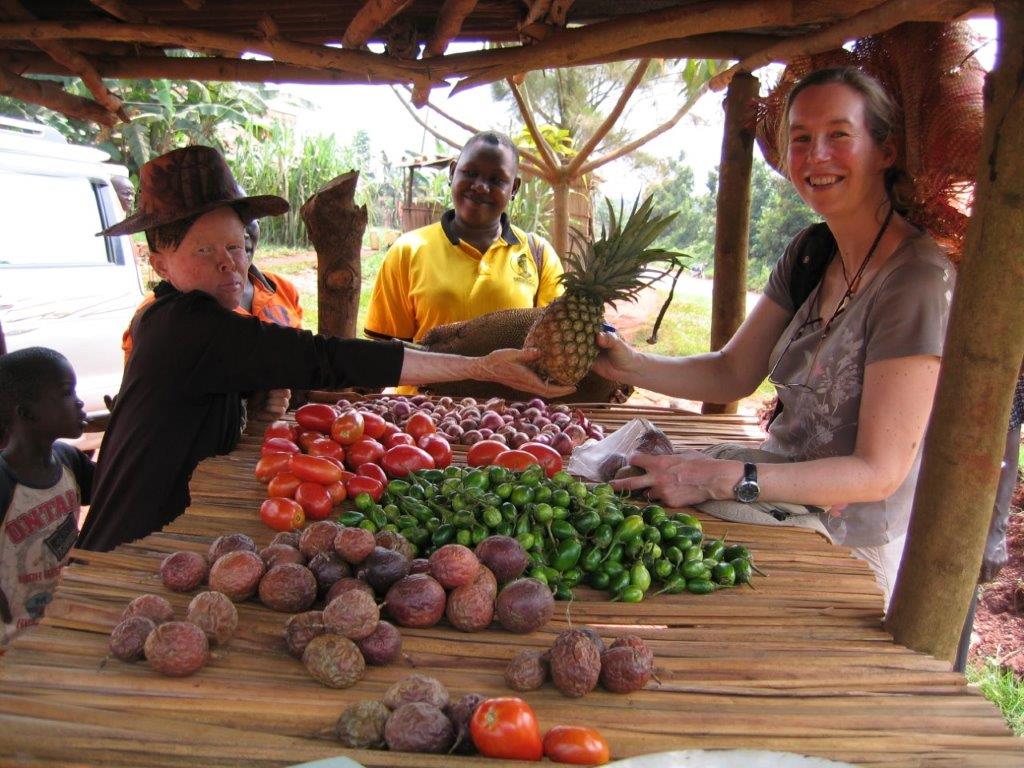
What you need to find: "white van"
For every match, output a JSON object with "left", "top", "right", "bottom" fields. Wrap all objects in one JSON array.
[{"left": 0, "top": 116, "right": 144, "bottom": 419}]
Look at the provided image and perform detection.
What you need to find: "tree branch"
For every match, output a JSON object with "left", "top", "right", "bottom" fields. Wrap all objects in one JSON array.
[
  {"left": 508, "top": 77, "right": 559, "bottom": 174},
  {"left": 0, "top": 64, "right": 117, "bottom": 125},
  {"left": 439, "top": 0, "right": 978, "bottom": 86},
  {"left": 0, "top": 20, "right": 432, "bottom": 87},
  {"left": 565, "top": 58, "right": 649, "bottom": 177},
  {"left": 426, "top": 0, "right": 478, "bottom": 57},
  {"left": 343, "top": 0, "right": 414, "bottom": 48},
  {"left": 710, "top": 0, "right": 945, "bottom": 91},
  {"left": 391, "top": 85, "right": 466, "bottom": 151},
  {"left": 1, "top": 0, "right": 126, "bottom": 120},
  {"left": 88, "top": 0, "right": 147, "bottom": 23},
  {"left": 577, "top": 81, "right": 708, "bottom": 176}
]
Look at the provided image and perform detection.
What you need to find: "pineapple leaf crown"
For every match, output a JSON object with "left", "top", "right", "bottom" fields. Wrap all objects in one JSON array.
[{"left": 559, "top": 194, "right": 688, "bottom": 306}]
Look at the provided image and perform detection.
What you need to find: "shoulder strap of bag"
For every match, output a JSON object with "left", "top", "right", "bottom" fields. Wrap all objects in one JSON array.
[{"left": 527, "top": 233, "right": 544, "bottom": 307}]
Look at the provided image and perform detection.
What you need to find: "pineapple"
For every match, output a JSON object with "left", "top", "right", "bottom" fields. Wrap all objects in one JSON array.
[{"left": 523, "top": 195, "right": 684, "bottom": 386}]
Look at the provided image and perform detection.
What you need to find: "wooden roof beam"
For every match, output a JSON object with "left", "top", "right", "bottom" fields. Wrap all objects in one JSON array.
[
  {"left": 1, "top": 0, "right": 127, "bottom": 121},
  {"left": 342, "top": 0, "right": 414, "bottom": 49},
  {"left": 0, "top": 20, "right": 433, "bottom": 87},
  {"left": 709, "top": 0, "right": 973, "bottom": 91},
  {"left": 0, "top": 50, "right": 389, "bottom": 84},
  {"left": 88, "top": 0, "right": 147, "bottom": 24},
  {"left": 425, "top": 0, "right": 478, "bottom": 57},
  {"left": 437, "top": 0, "right": 984, "bottom": 90},
  {"left": 0, "top": 63, "right": 116, "bottom": 125}
]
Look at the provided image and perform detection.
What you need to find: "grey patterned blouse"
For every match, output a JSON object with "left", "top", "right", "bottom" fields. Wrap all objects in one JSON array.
[{"left": 761, "top": 229, "right": 956, "bottom": 547}]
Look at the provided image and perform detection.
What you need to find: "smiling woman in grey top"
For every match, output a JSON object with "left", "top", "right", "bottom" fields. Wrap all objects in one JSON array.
[{"left": 589, "top": 66, "right": 955, "bottom": 605}]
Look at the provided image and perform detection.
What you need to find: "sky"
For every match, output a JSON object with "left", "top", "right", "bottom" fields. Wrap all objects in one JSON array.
[{"left": 275, "top": 19, "right": 998, "bottom": 202}]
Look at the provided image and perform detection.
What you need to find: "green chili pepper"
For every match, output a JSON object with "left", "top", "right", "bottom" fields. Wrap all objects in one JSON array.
[
  {"left": 592, "top": 524, "right": 614, "bottom": 550},
  {"left": 432, "top": 524, "right": 454, "bottom": 547},
  {"left": 533, "top": 503, "right": 554, "bottom": 524},
  {"left": 574, "top": 510, "right": 600, "bottom": 534},
  {"left": 561, "top": 567, "right": 583, "bottom": 588},
  {"left": 553, "top": 539, "right": 582, "bottom": 572},
  {"left": 654, "top": 575, "right": 688, "bottom": 595},
  {"left": 712, "top": 562, "right": 736, "bottom": 586},
  {"left": 608, "top": 570, "right": 631, "bottom": 594},
  {"left": 339, "top": 511, "right": 365, "bottom": 527},
  {"left": 731, "top": 558, "right": 753, "bottom": 584},
  {"left": 551, "top": 520, "right": 576, "bottom": 540},
  {"left": 687, "top": 579, "right": 717, "bottom": 595},
  {"left": 589, "top": 571, "right": 610, "bottom": 590},
  {"left": 615, "top": 586, "right": 645, "bottom": 603},
  {"left": 581, "top": 547, "right": 604, "bottom": 573},
  {"left": 630, "top": 563, "right": 652, "bottom": 592}
]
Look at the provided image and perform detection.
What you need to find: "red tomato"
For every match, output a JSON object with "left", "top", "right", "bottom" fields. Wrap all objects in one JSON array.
[
  {"left": 379, "top": 422, "right": 401, "bottom": 443},
  {"left": 295, "top": 403, "right": 337, "bottom": 433},
  {"left": 418, "top": 434, "right": 453, "bottom": 469},
  {"left": 381, "top": 444, "right": 435, "bottom": 478},
  {"left": 345, "top": 438, "right": 385, "bottom": 470},
  {"left": 360, "top": 411, "right": 388, "bottom": 440},
  {"left": 356, "top": 462, "right": 389, "bottom": 486},
  {"left": 384, "top": 432, "right": 415, "bottom": 448},
  {"left": 345, "top": 475, "right": 384, "bottom": 502},
  {"left": 267, "top": 472, "right": 302, "bottom": 499},
  {"left": 261, "top": 437, "right": 299, "bottom": 456},
  {"left": 470, "top": 697, "right": 542, "bottom": 761},
  {"left": 466, "top": 439, "right": 510, "bottom": 467},
  {"left": 255, "top": 453, "right": 293, "bottom": 482},
  {"left": 295, "top": 482, "right": 333, "bottom": 521},
  {"left": 297, "top": 430, "right": 323, "bottom": 453},
  {"left": 321, "top": 456, "right": 346, "bottom": 473},
  {"left": 405, "top": 411, "right": 437, "bottom": 441},
  {"left": 308, "top": 437, "right": 346, "bottom": 462},
  {"left": 326, "top": 480, "right": 347, "bottom": 505},
  {"left": 263, "top": 420, "right": 296, "bottom": 442},
  {"left": 331, "top": 411, "right": 366, "bottom": 446},
  {"left": 259, "top": 497, "right": 305, "bottom": 532},
  {"left": 494, "top": 449, "right": 540, "bottom": 472},
  {"left": 289, "top": 454, "right": 344, "bottom": 485},
  {"left": 519, "top": 442, "right": 564, "bottom": 478},
  {"left": 542, "top": 726, "right": 610, "bottom": 766}
]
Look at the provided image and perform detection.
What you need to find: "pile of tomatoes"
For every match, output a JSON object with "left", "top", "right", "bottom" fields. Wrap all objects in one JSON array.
[
  {"left": 254, "top": 403, "right": 453, "bottom": 532},
  {"left": 465, "top": 439, "right": 564, "bottom": 478},
  {"left": 470, "top": 697, "right": 609, "bottom": 765}
]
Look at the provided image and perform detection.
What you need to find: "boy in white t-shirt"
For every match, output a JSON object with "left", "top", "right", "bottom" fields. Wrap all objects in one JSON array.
[{"left": 0, "top": 347, "right": 94, "bottom": 645}]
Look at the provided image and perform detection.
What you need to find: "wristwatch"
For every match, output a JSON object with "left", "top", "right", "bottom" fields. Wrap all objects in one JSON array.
[{"left": 733, "top": 462, "right": 760, "bottom": 503}]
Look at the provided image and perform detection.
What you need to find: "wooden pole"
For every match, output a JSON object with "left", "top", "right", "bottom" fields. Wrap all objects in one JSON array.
[
  {"left": 702, "top": 72, "right": 757, "bottom": 416},
  {"left": 300, "top": 172, "right": 367, "bottom": 339},
  {"left": 551, "top": 179, "right": 570, "bottom": 261},
  {"left": 885, "top": 1, "right": 1024, "bottom": 660}
]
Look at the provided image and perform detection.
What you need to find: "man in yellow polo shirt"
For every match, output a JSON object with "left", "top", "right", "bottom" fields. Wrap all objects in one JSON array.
[{"left": 365, "top": 132, "right": 564, "bottom": 348}]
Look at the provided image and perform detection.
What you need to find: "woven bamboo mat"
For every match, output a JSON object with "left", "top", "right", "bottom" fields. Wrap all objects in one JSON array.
[{"left": 1, "top": 409, "right": 1020, "bottom": 767}]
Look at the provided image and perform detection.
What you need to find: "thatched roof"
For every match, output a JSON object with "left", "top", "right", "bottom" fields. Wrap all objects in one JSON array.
[{"left": 0, "top": 0, "right": 987, "bottom": 124}]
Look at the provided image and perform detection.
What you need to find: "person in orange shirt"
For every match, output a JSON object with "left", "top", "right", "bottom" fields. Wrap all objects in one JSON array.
[{"left": 121, "top": 219, "right": 304, "bottom": 427}]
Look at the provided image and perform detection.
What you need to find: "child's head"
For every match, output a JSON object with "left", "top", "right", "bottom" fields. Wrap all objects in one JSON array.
[
  {"left": 100, "top": 146, "right": 288, "bottom": 310},
  {"left": 0, "top": 348, "right": 86, "bottom": 444}
]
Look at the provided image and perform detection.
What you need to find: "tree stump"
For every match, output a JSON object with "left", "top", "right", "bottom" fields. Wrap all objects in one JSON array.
[{"left": 300, "top": 171, "right": 367, "bottom": 338}]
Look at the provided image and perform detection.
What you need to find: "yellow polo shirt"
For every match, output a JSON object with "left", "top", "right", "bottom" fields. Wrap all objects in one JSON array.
[{"left": 365, "top": 211, "right": 564, "bottom": 345}]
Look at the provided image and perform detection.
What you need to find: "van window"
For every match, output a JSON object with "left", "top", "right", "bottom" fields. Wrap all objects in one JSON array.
[{"left": 0, "top": 172, "right": 111, "bottom": 267}]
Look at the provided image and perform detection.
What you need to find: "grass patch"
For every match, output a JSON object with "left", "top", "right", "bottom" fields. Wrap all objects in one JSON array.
[{"left": 967, "top": 660, "right": 1024, "bottom": 735}]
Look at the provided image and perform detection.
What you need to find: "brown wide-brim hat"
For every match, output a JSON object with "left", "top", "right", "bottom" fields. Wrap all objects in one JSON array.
[{"left": 101, "top": 145, "right": 289, "bottom": 237}]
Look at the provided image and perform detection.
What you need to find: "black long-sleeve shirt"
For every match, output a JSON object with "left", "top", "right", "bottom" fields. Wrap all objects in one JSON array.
[{"left": 78, "top": 282, "right": 404, "bottom": 552}]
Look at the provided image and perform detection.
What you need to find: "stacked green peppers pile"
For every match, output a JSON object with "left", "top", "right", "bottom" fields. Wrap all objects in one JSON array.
[{"left": 335, "top": 464, "right": 761, "bottom": 602}]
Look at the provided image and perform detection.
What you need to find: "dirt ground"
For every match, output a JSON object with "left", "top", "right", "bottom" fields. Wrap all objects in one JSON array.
[{"left": 969, "top": 479, "right": 1024, "bottom": 672}]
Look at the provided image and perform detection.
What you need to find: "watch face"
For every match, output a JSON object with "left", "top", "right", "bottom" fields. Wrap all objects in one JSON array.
[{"left": 735, "top": 480, "right": 759, "bottom": 503}]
